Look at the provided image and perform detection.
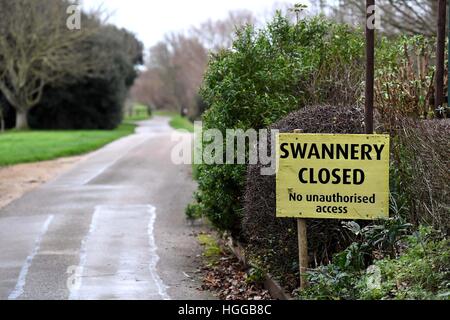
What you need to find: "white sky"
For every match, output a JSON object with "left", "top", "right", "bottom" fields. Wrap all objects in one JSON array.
[{"left": 82, "top": 0, "right": 309, "bottom": 49}]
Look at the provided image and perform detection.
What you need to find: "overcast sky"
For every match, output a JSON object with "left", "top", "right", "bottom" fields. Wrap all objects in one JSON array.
[{"left": 82, "top": 0, "right": 308, "bottom": 49}]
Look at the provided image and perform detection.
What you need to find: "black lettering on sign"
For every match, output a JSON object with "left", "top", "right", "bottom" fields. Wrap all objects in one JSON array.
[
  {"left": 289, "top": 193, "right": 303, "bottom": 201},
  {"left": 342, "top": 169, "right": 352, "bottom": 184},
  {"left": 291, "top": 143, "right": 308, "bottom": 159},
  {"left": 298, "top": 168, "right": 365, "bottom": 185},
  {"left": 374, "top": 144, "right": 385, "bottom": 160},
  {"left": 332, "top": 169, "right": 342, "bottom": 184},
  {"left": 361, "top": 144, "right": 372, "bottom": 160},
  {"left": 354, "top": 169, "right": 365, "bottom": 185},
  {"left": 309, "top": 144, "right": 320, "bottom": 159},
  {"left": 278, "top": 142, "right": 386, "bottom": 161},
  {"left": 315, "top": 206, "right": 349, "bottom": 214},
  {"left": 318, "top": 169, "right": 330, "bottom": 184},
  {"left": 299, "top": 168, "right": 308, "bottom": 184},
  {"left": 336, "top": 144, "right": 348, "bottom": 160},
  {"left": 350, "top": 144, "right": 359, "bottom": 160},
  {"left": 280, "top": 143, "right": 289, "bottom": 159}
]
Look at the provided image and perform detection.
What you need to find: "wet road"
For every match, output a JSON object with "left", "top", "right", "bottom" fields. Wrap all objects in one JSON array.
[{"left": 0, "top": 117, "right": 212, "bottom": 300}]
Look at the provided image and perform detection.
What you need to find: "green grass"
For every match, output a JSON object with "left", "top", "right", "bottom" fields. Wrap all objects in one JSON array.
[
  {"left": 0, "top": 123, "right": 136, "bottom": 166},
  {"left": 153, "top": 110, "right": 178, "bottom": 117},
  {"left": 197, "top": 233, "right": 222, "bottom": 265},
  {"left": 153, "top": 110, "right": 195, "bottom": 133},
  {"left": 124, "top": 104, "right": 150, "bottom": 122},
  {"left": 169, "top": 115, "right": 194, "bottom": 132}
]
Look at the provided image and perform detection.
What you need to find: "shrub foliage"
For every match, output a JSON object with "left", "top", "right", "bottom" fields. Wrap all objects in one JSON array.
[
  {"left": 194, "top": 13, "right": 365, "bottom": 232},
  {"left": 298, "top": 227, "right": 449, "bottom": 300},
  {"left": 393, "top": 118, "right": 450, "bottom": 232}
]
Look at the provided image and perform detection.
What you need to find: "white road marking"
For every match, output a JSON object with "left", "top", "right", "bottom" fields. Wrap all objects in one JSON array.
[
  {"left": 147, "top": 205, "right": 170, "bottom": 300},
  {"left": 8, "top": 215, "right": 54, "bottom": 300},
  {"left": 69, "top": 205, "right": 170, "bottom": 300},
  {"left": 68, "top": 208, "right": 99, "bottom": 300}
]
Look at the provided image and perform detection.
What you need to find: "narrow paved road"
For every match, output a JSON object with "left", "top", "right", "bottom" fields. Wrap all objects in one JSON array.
[{"left": 0, "top": 117, "right": 212, "bottom": 300}]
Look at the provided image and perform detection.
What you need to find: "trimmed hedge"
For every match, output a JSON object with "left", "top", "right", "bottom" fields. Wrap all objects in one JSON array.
[
  {"left": 242, "top": 105, "right": 370, "bottom": 288},
  {"left": 393, "top": 118, "right": 450, "bottom": 232}
]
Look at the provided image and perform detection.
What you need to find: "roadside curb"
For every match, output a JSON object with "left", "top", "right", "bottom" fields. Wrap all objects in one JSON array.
[{"left": 225, "top": 237, "right": 293, "bottom": 301}]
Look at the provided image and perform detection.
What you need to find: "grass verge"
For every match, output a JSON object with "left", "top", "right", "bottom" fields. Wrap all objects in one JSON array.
[
  {"left": 0, "top": 123, "right": 136, "bottom": 166},
  {"left": 197, "top": 233, "right": 222, "bottom": 265},
  {"left": 153, "top": 110, "right": 194, "bottom": 133},
  {"left": 124, "top": 104, "right": 150, "bottom": 122},
  {"left": 153, "top": 110, "right": 178, "bottom": 117},
  {"left": 170, "top": 115, "right": 194, "bottom": 132}
]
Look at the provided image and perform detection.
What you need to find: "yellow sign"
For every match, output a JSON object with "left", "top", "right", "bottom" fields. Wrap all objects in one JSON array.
[{"left": 276, "top": 134, "right": 390, "bottom": 220}]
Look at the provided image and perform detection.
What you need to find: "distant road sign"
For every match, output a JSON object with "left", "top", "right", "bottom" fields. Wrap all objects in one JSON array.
[{"left": 276, "top": 134, "right": 390, "bottom": 220}]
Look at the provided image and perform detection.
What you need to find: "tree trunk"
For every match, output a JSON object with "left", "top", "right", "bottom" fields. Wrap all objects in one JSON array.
[
  {"left": 16, "top": 109, "right": 29, "bottom": 130},
  {"left": 0, "top": 109, "right": 4, "bottom": 133}
]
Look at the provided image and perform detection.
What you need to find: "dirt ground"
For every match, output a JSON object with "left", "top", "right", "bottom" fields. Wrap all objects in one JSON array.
[{"left": 0, "top": 156, "right": 85, "bottom": 209}]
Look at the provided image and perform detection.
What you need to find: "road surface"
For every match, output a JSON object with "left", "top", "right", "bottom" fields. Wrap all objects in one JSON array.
[{"left": 0, "top": 117, "right": 212, "bottom": 300}]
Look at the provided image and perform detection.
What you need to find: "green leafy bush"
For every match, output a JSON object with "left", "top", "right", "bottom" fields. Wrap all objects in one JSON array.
[
  {"left": 361, "top": 228, "right": 449, "bottom": 300},
  {"left": 191, "top": 13, "right": 365, "bottom": 232},
  {"left": 297, "top": 227, "right": 449, "bottom": 300},
  {"left": 375, "top": 35, "right": 447, "bottom": 123},
  {"left": 186, "top": 203, "right": 203, "bottom": 220}
]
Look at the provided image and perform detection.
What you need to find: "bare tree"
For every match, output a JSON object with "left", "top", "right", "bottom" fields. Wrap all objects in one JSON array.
[
  {"left": 148, "top": 41, "right": 180, "bottom": 111},
  {"left": 325, "top": 0, "right": 446, "bottom": 36},
  {"left": 191, "top": 10, "right": 257, "bottom": 51},
  {"left": 131, "top": 68, "right": 171, "bottom": 110},
  {"left": 131, "top": 10, "right": 258, "bottom": 118},
  {"left": 0, "top": 0, "right": 101, "bottom": 129},
  {"left": 132, "top": 33, "right": 208, "bottom": 117},
  {"left": 168, "top": 34, "right": 208, "bottom": 115}
]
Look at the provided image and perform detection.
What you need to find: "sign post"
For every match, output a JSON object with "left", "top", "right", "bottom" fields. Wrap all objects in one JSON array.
[
  {"left": 293, "top": 129, "right": 308, "bottom": 289},
  {"left": 297, "top": 218, "right": 308, "bottom": 289},
  {"left": 365, "top": 0, "right": 375, "bottom": 134},
  {"left": 436, "top": 0, "right": 447, "bottom": 112},
  {"left": 276, "top": 133, "right": 390, "bottom": 289}
]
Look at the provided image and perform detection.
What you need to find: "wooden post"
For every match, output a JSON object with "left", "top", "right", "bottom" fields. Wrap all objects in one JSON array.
[
  {"left": 436, "top": 0, "right": 447, "bottom": 112},
  {"left": 365, "top": 0, "right": 375, "bottom": 134},
  {"left": 297, "top": 219, "right": 308, "bottom": 289},
  {"left": 294, "top": 129, "right": 308, "bottom": 289}
]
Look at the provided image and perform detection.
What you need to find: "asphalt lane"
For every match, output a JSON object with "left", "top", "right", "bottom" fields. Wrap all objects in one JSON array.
[{"left": 0, "top": 117, "right": 213, "bottom": 300}]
